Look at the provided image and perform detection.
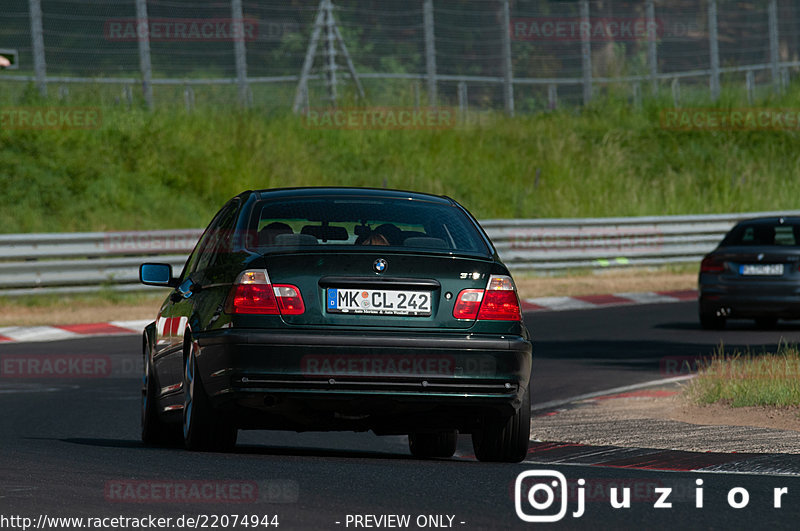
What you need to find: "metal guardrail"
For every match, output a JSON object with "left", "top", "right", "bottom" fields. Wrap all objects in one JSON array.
[
  {"left": 483, "top": 211, "right": 800, "bottom": 271},
  {"left": 2, "top": 211, "right": 799, "bottom": 296}
]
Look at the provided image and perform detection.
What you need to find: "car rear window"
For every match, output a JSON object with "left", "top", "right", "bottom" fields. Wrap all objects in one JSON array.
[
  {"left": 722, "top": 222, "right": 800, "bottom": 246},
  {"left": 247, "top": 196, "right": 490, "bottom": 255}
]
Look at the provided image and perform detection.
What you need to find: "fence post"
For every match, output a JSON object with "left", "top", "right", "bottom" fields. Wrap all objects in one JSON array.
[
  {"left": 646, "top": 0, "right": 658, "bottom": 95},
  {"left": 768, "top": 0, "right": 780, "bottom": 94},
  {"left": 500, "top": 0, "right": 514, "bottom": 116},
  {"left": 547, "top": 84, "right": 557, "bottom": 110},
  {"left": 135, "top": 0, "right": 154, "bottom": 109},
  {"left": 123, "top": 85, "right": 133, "bottom": 108},
  {"left": 231, "top": 0, "right": 249, "bottom": 107},
  {"left": 708, "top": 0, "right": 720, "bottom": 102},
  {"left": 745, "top": 69, "right": 755, "bottom": 104},
  {"left": 324, "top": 0, "right": 338, "bottom": 105},
  {"left": 423, "top": 0, "right": 437, "bottom": 108},
  {"left": 457, "top": 81, "right": 468, "bottom": 121},
  {"left": 671, "top": 77, "right": 680, "bottom": 108},
  {"left": 28, "top": 0, "right": 47, "bottom": 97},
  {"left": 580, "top": 0, "right": 592, "bottom": 105}
]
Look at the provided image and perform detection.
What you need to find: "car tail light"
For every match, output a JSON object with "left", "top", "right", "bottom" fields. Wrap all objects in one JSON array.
[
  {"left": 453, "top": 289, "right": 483, "bottom": 319},
  {"left": 225, "top": 270, "right": 304, "bottom": 315},
  {"left": 700, "top": 256, "right": 725, "bottom": 274},
  {"left": 477, "top": 275, "right": 521, "bottom": 320},
  {"left": 273, "top": 285, "right": 305, "bottom": 315},
  {"left": 453, "top": 275, "right": 521, "bottom": 321}
]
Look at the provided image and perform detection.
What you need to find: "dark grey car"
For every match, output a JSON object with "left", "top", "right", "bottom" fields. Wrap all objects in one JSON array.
[{"left": 699, "top": 217, "right": 800, "bottom": 329}]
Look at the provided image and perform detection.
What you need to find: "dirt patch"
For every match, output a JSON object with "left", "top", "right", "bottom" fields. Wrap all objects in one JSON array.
[
  {"left": 514, "top": 270, "right": 696, "bottom": 298},
  {"left": 668, "top": 397, "right": 800, "bottom": 432},
  {"left": 0, "top": 294, "right": 164, "bottom": 327}
]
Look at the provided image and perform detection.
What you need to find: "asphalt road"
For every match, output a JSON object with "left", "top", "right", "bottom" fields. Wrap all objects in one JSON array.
[{"left": 3, "top": 302, "right": 800, "bottom": 529}]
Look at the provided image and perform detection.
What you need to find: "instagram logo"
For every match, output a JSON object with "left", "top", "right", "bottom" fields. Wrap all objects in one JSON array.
[{"left": 515, "top": 470, "right": 576, "bottom": 523}]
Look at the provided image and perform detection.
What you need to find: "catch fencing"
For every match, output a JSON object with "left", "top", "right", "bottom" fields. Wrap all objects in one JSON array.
[
  {"left": 1, "top": 1, "right": 799, "bottom": 112},
  {"left": 1, "top": 211, "right": 798, "bottom": 296}
]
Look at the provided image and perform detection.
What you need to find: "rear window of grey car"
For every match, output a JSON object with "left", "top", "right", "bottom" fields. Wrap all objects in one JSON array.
[
  {"left": 246, "top": 196, "right": 490, "bottom": 256},
  {"left": 722, "top": 222, "right": 800, "bottom": 246}
]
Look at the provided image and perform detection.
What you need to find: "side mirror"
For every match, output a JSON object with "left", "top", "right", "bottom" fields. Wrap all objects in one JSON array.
[{"left": 139, "top": 263, "right": 177, "bottom": 287}]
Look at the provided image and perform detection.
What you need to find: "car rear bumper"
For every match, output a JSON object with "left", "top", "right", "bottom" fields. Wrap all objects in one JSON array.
[
  {"left": 699, "top": 288, "right": 800, "bottom": 318},
  {"left": 194, "top": 328, "right": 532, "bottom": 432}
]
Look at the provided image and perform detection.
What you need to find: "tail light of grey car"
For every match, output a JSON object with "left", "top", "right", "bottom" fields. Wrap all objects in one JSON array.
[
  {"left": 700, "top": 255, "right": 725, "bottom": 274},
  {"left": 453, "top": 275, "right": 521, "bottom": 321},
  {"left": 225, "top": 269, "right": 305, "bottom": 315}
]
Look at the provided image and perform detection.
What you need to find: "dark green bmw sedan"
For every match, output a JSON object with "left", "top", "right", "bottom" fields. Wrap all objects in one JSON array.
[{"left": 139, "top": 187, "right": 532, "bottom": 462}]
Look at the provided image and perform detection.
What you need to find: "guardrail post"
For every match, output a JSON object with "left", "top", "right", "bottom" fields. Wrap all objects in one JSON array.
[
  {"left": 580, "top": 0, "right": 592, "bottom": 105},
  {"left": 768, "top": 0, "right": 780, "bottom": 94},
  {"left": 646, "top": 0, "right": 658, "bottom": 95},
  {"left": 708, "top": 0, "right": 720, "bottom": 102},
  {"left": 231, "top": 0, "right": 250, "bottom": 108},
  {"left": 135, "top": 0, "right": 154, "bottom": 109},
  {"left": 28, "top": 0, "right": 47, "bottom": 97},
  {"left": 423, "top": 0, "right": 437, "bottom": 108},
  {"left": 500, "top": 0, "right": 514, "bottom": 116}
]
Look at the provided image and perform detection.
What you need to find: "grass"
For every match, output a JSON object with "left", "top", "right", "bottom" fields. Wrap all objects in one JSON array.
[
  {"left": 687, "top": 344, "right": 800, "bottom": 407},
  {"left": 4, "top": 79, "right": 800, "bottom": 232}
]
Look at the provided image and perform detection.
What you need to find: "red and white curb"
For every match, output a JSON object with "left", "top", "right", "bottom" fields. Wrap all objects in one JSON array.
[
  {"left": 0, "top": 320, "right": 150, "bottom": 344},
  {"left": 520, "top": 289, "right": 697, "bottom": 312},
  {"left": 0, "top": 289, "right": 700, "bottom": 344}
]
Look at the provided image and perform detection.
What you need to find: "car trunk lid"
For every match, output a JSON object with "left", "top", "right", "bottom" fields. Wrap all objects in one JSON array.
[{"left": 261, "top": 251, "right": 494, "bottom": 329}]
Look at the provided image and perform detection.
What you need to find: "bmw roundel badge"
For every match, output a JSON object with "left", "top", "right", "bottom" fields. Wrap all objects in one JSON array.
[{"left": 373, "top": 258, "right": 387, "bottom": 273}]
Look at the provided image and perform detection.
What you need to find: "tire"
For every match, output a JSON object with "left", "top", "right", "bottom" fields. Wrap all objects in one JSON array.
[
  {"left": 755, "top": 316, "right": 778, "bottom": 329},
  {"left": 183, "top": 342, "right": 237, "bottom": 452},
  {"left": 408, "top": 430, "right": 458, "bottom": 459},
  {"left": 471, "top": 386, "right": 531, "bottom": 463},
  {"left": 141, "top": 338, "right": 181, "bottom": 446},
  {"left": 699, "top": 312, "right": 726, "bottom": 330}
]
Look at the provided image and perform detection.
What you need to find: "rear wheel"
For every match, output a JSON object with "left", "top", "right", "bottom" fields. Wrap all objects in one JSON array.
[
  {"left": 408, "top": 430, "right": 458, "bottom": 459},
  {"left": 183, "top": 343, "right": 237, "bottom": 452},
  {"left": 141, "top": 338, "right": 181, "bottom": 446},
  {"left": 755, "top": 316, "right": 778, "bottom": 329},
  {"left": 699, "top": 312, "right": 726, "bottom": 330},
  {"left": 472, "top": 386, "right": 530, "bottom": 463}
]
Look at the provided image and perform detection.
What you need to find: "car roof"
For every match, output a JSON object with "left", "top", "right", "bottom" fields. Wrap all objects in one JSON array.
[
  {"left": 736, "top": 216, "right": 800, "bottom": 225},
  {"left": 252, "top": 187, "right": 455, "bottom": 205}
]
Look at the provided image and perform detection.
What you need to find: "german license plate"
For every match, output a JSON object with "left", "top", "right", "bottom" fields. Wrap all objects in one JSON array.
[
  {"left": 326, "top": 288, "right": 432, "bottom": 316},
  {"left": 740, "top": 264, "right": 784, "bottom": 276}
]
